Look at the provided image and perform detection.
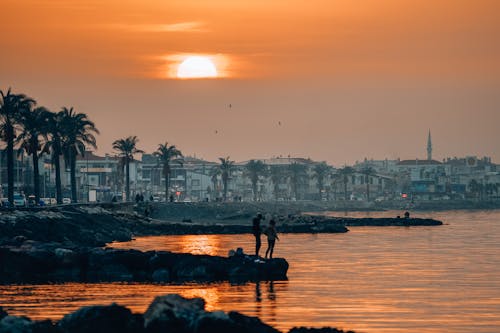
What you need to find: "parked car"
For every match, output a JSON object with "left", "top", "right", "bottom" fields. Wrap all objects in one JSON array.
[
  {"left": 13, "top": 193, "right": 27, "bottom": 207},
  {"left": 27, "top": 195, "right": 37, "bottom": 206},
  {"left": 62, "top": 197, "right": 72, "bottom": 204},
  {"left": 1, "top": 198, "right": 11, "bottom": 208}
]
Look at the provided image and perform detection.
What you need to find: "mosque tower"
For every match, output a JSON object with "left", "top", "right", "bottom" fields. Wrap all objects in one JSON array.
[{"left": 427, "top": 130, "right": 432, "bottom": 161}]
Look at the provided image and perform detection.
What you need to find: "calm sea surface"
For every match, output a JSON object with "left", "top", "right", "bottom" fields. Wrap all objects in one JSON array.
[{"left": 1, "top": 210, "right": 500, "bottom": 332}]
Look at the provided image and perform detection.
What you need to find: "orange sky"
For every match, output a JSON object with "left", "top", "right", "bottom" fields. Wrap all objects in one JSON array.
[{"left": 1, "top": 0, "right": 499, "bottom": 165}]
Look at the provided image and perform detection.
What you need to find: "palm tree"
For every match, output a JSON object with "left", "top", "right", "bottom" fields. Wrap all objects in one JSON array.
[
  {"left": 337, "top": 166, "right": 355, "bottom": 200},
  {"left": 0, "top": 89, "right": 36, "bottom": 204},
  {"left": 360, "top": 166, "right": 376, "bottom": 201},
  {"left": 469, "top": 179, "right": 483, "bottom": 201},
  {"left": 16, "top": 106, "right": 52, "bottom": 204},
  {"left": 288, "top": 163, "right": 307, "bottom": 200},
  {"left": 312, "top": 162, "right": 330, "bottom": 200},
  {"left": 218, "top": 156, "right": 234, "bottom": 201},
  {"left": 153, "top": 142, "right": 183, "bottom": 201},
  {"left": 46, "top": 111, "right": 65, "bottom": 204},
  {"left": 269, "top": 165, "right": 286, "bottom": 201},
  {"left": 112, "top": 136, "right": 144, "bottom": 202},
  {"left": 244, "top": 160, "right": 268, "bottom": 201},
  {"left": 209, "top": 167, "right": 221, "bottom": 199},
  {"left": 59, "top": 107, "right": 99, "bottom": 203}
]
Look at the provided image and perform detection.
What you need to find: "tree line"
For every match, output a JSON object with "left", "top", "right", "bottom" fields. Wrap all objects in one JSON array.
[{"left": 1, "top": 88, "right": 377, "bottom": 205}]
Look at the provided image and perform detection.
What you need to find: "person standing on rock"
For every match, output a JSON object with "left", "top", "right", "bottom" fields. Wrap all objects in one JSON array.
[
  {"left": 252, "top": 213, "right": 264, "bottom": 257},
  {"left": 264, "top": 219, "right": 279, "bottom": 259}
]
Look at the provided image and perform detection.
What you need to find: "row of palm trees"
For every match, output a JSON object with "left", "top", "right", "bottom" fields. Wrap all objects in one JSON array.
[
  {"left": 1, "top": 88, "right": 375, "bottom": 204},
  {"left": 0, "top": 88, "right": 98, "bottom": 204},
  {"left": 112, "top": 136, "right": 184, "bottom": 202},
  {"left": 209, "top": 158, "right": 375, "bottom": 202}
]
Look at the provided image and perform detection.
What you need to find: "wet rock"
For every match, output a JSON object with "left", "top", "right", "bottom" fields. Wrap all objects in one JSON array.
[
  {"left": 54, "top": 248, "right": 76, "bottom": 265},
  {"left": 0, "top": 316, "right": 32, "bottom": 333},
  {"left": 58, "top": 303, "right": 142, "bottom": 333},
  {"left": 151, "top": 269, "right": 170, "bottom": 282},
  {"left": 0, "top": 307, "right": 7, "bottom": 320},
  {"left": 289, "top": 328, "right": 355, "bottom": 333},
  {"left": 194, "top": 311, "right": 238, "bottom": 333},
  {"left": 31, "top": 320, "right": 59, "bottom": 333},
  {"left": 143, "top": 294, "right": 206, "bottom": 333},
  {"left": 228, "top": 311, "right": 281, "bottom": 333},
  {"left": 86, "top": 264, "right": 133, "bottom": 282}
]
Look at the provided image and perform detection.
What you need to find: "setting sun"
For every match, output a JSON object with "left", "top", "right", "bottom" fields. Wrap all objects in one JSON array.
[{"left": 177, "top": 56, "right": 218, "bottom": 79}]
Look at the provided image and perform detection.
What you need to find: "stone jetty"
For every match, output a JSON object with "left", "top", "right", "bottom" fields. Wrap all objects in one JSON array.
[{"left": 0, "top": 241, "right": 288, "bottom": 284}]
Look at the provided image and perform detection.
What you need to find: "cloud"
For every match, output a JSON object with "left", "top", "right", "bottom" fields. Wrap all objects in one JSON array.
[{"left": 109, "top": 21, "right": 207, "bottom": 33}]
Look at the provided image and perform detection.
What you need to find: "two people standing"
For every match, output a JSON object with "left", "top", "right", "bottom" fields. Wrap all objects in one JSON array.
[{"left": 252, "top": 213, "right": 279, "bottom": 259}]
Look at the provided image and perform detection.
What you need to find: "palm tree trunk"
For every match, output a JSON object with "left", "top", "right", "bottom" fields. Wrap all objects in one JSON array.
[
  {"left": 125, "top": 160, "right": 130, "bottom": 202},
  {"left": 165, "top": 171, "right": 169, "bottom": 202},
  {"left": 223, "top": 179, "right": 228, "bottom": 201},
  {"left": 344, "top": 181, "right": 348, "bottom": 201},
  {"left": 33, "top": 152, "right": 40, "bottom": 204},
  {"left": 253, "top": 181, "right": 257, "bottom": 201},
  {"left": 54, "top": 152, "right": 62, "bottom": 204},
  {"left": 70, "top": 151, "right": 77, "bottom": 203},
  {"left": 7, "top": 123, "right": 15, "bottom": 204},
  {"left": 366, "top": 180, "right": 370, "bottom": 202},
  {"left": 318, "top": 181, "right": 322, "bottom": 200}
]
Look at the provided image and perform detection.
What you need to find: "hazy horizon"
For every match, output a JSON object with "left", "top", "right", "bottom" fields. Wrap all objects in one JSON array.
[{"left": 1, "top": 0, "right": 499, "bottom": 165}]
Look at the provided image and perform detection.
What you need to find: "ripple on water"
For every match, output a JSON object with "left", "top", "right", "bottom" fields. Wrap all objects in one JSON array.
[{"left": 1, "top": 210, "right": 500, "bottom": 333}]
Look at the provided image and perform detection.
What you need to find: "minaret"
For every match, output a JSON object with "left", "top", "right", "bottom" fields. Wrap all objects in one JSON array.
[{"left": 427, "top": 130, "right": 432, "bottom": 161}]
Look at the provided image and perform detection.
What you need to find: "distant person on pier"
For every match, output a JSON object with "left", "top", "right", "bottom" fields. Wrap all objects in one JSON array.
[
  {"left": 264, "top": 219, "right": 279, "bottom": 259},
  {"left": 252, "top": 213, "right": 264, "bottom": 257}
]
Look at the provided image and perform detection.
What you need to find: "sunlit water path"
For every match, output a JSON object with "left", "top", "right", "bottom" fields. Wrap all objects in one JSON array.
[{"left": 1, "top": 210, "right": 500, "bottom": 332}]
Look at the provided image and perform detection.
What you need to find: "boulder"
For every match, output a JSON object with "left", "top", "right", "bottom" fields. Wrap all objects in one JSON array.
[
  {"left": 143, "top": 294, "right": 205, "bottom": 332},
  {"left": 289, "top": 328, "right": 355, "bottom": 333},
  {"left": 194, "top": 311, "right": 238, "bottom": 333},
  {"left": 0, "top": 307, "right": 7, "bottom": 320},
  {"left": 228, "top": 311, "right": 281, "bottom": 333},
  {"left": 151, "top": 269, "right": 170, "bottom": 282},
  {"left": 54, "top": 248, "right": 76, "bottom": 265},
  {"left": 58, "top": 303, "right": 142, "bottom": 333},
  {"left": 0, "top": 316, "right": 32, "bottom": 333}
]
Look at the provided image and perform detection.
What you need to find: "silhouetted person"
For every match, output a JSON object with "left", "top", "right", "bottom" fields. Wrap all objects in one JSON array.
[
  {"left": 265, "top": 219, "right": 279, "bottom": 259},
  {"left": 135, "top": 193, "right": 140, "bottom": 203},
  {"left": 252, "top": 213, "right": 263, "bottom": 256},
  {"left": 169, "top": 194, "right": 174, "bottom": 202},
  {"left": 404, "top": 211, "right": 410, "bottom": 219}
]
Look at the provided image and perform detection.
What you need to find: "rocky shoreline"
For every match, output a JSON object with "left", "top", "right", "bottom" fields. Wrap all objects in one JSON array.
[
  {"left": 0, "top": 205, "right": 441, "bottom": 248},
  {"left": 0, "top": 294, "right": 355, "bottom": 333},
  {"left": 0, "top": 241, "right": 288, "bottom": 284}
]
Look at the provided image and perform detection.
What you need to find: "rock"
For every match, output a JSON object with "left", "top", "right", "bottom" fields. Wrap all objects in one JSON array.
[
  {"left": 0, "top": 307, "right": 7, "bottom": 320},
  {"left": 228, "top": 311, "right": 281, "bottom": 333},
  {"left": 194, "top": 311, "right": 238, "bottom": 333},
  {"left": 151, "top": 269, "right": 170, "bottom": 282},
  {"left": 86, "top": 264, "right": 133, "bottom": 282},
  {"left": 289, "top": 328, "right": 355, "bottom": 333},
  {"left": 31, "top": 320, "right": 59, "bottom": 333},
  {"left": 58, "top": 303, "right": 142, "bottom": 333},
  {"left": 54, "top": 248, "right": 75, "bottom": 265},
  {"left": 0, "top": 316, "right": 32, "bottom": 333},
  {"left": 143, "top": 294, "right": 205, "bottom": 332},
  {"left": 12, "top": 236, "right": 27, "bottom": 246}
]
